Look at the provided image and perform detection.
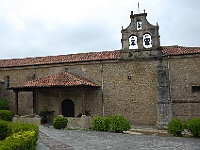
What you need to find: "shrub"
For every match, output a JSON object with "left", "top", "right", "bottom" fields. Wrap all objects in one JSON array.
[
  {"left": 0, "top": 99, "right": 9, "bottom": 110},
  {"left": 8, "top": 122, "right": 39, "bottom": 135},
  {"left": 0, "top": 120, "right": 11, "bottom": 141},
  {"left": 39, "top": 108, "right": 55, "bottom": 124},
  {"left": 92, "top": 116, "right": 110, "bottom": 131},
  {"left": 0, "top": 122, "right": 39, "bottom": 149},
  {"left": 0, "top": 110, "right": 12, "bottom": 121},
  {"left": 108, "top": 115, "right": 131, "bottom": 133},
  {"left": 53, "top": 116, "right": 68, "bottom": 129},
  {"left": 167, "top": 118, "right": 184, "bottom": 137},
  {"left": 185, "top": 118, "right": 200, "bottom": 137},
  {"left": 0, "top": 130, "right": 38, "bottom": 150}
]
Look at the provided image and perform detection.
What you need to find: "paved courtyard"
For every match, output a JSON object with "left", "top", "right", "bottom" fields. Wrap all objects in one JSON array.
[{"left": 37, "top": 126, "right": 200, "bottom": 150}]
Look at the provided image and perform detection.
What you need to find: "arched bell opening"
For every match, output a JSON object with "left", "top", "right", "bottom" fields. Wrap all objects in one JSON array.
[
  {"left": 143, "top": 33, "right": 152, "bottom": 48},
  {"left": 129, "top": 35, "right": 138, "bottom": 49}
]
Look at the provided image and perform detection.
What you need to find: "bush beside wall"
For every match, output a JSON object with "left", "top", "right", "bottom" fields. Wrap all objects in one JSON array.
[
  {"left": 167, "top": 118, "right": 184, "bottom": 137},
  {"left": 0, "top": 130, "right": 38, "bottom": 150},
  {"left": 92, "top": 116, "right": 110, "bottom": 131},
  {"left": 53, "top": 116, "right": 68, "bottom": 129},
  {"left": 168, "top": 118, "right": 200, "bottom": 137},
  {"left": 184, "top": 118, "right": 200, "bottom": 137},
  {"left": 0, "top": 110, "right": 12, "bottom": 122},
  {"left": 0, "top": 120, "right": 10, "bottom": 141},
  {"left": 0, "top": 121, "right": 39, "bottom": 149},
  {"left": 0, "top": 99, "right": 9, "bottom": 110},
  {"left": 108, "top": 115, "right": 131, "bottom": 133},
  {"left": 92, "top": 115, "right": 131, "bottom": 133}
]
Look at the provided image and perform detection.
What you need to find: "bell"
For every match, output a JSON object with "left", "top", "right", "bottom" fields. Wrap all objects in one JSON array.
[
  {"left": 144, "top": 38, "right": 150, "bottom": 45},
  {"left": 131, "top": 37, "right": 136, "bottom": 46}
]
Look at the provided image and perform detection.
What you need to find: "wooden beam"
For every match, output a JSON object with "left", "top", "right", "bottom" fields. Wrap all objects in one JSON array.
[
  {"left": 14, "top": 91, "right": 19, "bottom": 115},
  {"left": 82, "top": 88, "right": 85, "bottom": 115},
  {"left": 59, "top": 90, "right": 62, "bottom": 115},
  {"left": 33, "top": 90, "right": 38, "bottom": 114},
  {"left": 35, "top": 90, "right": 38, "bottom": 114}
]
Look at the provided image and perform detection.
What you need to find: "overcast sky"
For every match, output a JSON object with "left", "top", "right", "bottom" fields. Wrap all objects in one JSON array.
[{"left": 0, "top": 0, "right": 199, "bottom": 59}]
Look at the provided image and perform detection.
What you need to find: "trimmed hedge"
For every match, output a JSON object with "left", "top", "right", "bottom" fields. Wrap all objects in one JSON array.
[
  {"left": 92, "top": 115, "right": 131, "bottom": 133},
  {"left": 185, "top": 118, "right": 200, "bottom": 137},
  {"left": 108, "top": 115, "right": 131, "bottom": 133},
  {"left": 168, "top": 118, "right": 200, "bottom": 137},
  {"left": 0, "top": 110, "right": 12, "bottom": 122},
  {"left": 92, "top": 116, "right": 110, "bottom": 131},
  {"left": 8, "top": 122, "right": 39, "bottom": 134},
  {"left": 53, "top": 116, "right": 68, "bottom": 129},
  {"left": 0, "top": 121, "right": 39, "bottom": 149},
  {"left": 0, "top": 130, "right": 38, "bottom": 150},
  {"left": 167, "top": 118, "right": 184, "bottom": 137},
  {"left": 0, "top": 120, "right": 10, "bottom": 141},
  {"left": 0, "top": 99, "right": 9, "bottom": 110}
]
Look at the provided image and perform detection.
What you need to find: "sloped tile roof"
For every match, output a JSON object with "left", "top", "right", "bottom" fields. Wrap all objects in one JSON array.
[
  {"left": 0, "top": 50, "right": 120, "bottom": 68},
  {"left": 162, "top": 46, "right": 200, "bottom": 56},
  {"left": 11, "top": 71, "right": 99, "bottom": 89},
  {"left": 0, "top": 46, "right": 200, "bottom": 68}
]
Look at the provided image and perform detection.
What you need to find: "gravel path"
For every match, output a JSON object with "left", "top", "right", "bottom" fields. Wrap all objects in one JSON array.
[{"left": 37, "top": 126, "right": 200, "bottom": 150}]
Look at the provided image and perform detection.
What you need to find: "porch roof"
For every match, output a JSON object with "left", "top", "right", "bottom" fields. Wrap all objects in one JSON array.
[{"left": 10, "top": 71, "right": 99, "bottom": 90}]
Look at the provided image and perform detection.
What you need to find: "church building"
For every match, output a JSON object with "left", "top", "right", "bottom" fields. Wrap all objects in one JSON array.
[{"left": 0, "top": 10, "right": 199, "bottom": 128}]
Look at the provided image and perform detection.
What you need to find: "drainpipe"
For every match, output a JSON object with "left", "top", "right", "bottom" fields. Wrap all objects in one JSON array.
[{"left": 100, "top": 63, "right": 104, "bottom": 117}]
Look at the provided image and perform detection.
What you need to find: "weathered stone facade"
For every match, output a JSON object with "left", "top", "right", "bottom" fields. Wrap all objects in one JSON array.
[
  {"left": 0, "top": 11, "right": 199, "bottom": 129},
  {"left": 163, "top": 54, "right": 200, "bottom": 121}
]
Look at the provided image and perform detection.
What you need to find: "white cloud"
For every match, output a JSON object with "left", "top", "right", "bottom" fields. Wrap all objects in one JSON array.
[{"left": 0, "top": 0, "right": 199, "bottom": 59}]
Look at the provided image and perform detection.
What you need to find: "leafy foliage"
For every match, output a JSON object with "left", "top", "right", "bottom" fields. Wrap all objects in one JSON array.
[
  {"left": 8, "top": 122, "right": 39, "bottom": 135},
  {"left": 0, "top": 99, "right": 9, "bottom": 110},
  {"left": 53, "top": 116, "right": 68, "bottom": 129},
  {"left": 92, "top": 115, "right": 131, "bottom": 133},
  {"left": 39, "top": 108, "right": 55, "bottom": 124},
  {"left": 92, "top": 116, "right": 110, "bottom": 131},
  {"left": 167, "top": 118, "right": 184, "bottom": 137},
  {"left": 108, "top": 115, "right": 131, "bottom": 133},
  {"left": 0, "top": 130, "right": 38, "bottom": 150},
  {"left": 0, "top": 110, "right": 12, "bottom": 121},
  {"left": 0, "top": 121, "right": 39, "bottom": 149},
  {"left": 184, "top": 118, "right": 200, "bottom": 137},
  {"left": 0, "top": 120, "right": 10, "bottom": 141}
]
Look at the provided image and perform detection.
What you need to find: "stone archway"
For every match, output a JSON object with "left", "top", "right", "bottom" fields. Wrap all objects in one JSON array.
[{"left": 61, "top": 99, "right": 75, "bottom": 117}]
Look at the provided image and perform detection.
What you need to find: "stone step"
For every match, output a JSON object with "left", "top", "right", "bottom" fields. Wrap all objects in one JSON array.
[{"left": 124, "top": 128, "right": 170, "bottom": 136}]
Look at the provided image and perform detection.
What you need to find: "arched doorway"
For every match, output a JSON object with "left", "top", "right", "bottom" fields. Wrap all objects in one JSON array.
[{"left": 61, "top": 99, "right": 75, "bottom": 117}]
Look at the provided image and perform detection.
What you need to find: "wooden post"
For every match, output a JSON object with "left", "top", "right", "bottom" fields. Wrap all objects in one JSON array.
[
  {"left": 33, "top": 90, "right": 39, "bottom": 114},
  {"left": 82, "top": 88, "right": 85, "bottom": 115},
  {"left": 59, "top": 90, "right": 62, "bottom": 115},
  {"left": 14, "top": 90, "right": 19, "bottom": 115},
  {"left": 33, "top": 91, "right": 36, "bottom": 114}
]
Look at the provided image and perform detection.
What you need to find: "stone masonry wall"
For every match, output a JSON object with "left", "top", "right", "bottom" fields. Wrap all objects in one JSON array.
[
  {"left": 163, "top": 55, "right": 200, "bottom": 121},
  {"left": 0, "top": 59, "right": 159, "bottom": 126},
  {"left": 102, "top": 60, "right": 159, "bottom": 126}
]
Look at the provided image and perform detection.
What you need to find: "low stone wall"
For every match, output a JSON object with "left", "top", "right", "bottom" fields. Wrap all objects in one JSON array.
[
  {"left": 67, "top": 115, "right": 92, "bottom": 129},
  {"left": 12, "top": 114, "right": 41, "bottom": 126}
]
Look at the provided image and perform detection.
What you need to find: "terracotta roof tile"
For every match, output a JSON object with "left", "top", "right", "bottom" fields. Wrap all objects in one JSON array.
[
  {"left": 12, "top": 71, "right": 99, "bottom": 89},
  {"left": 0, "top": 46, "right": 200, "bottom": 68},
  {"left": 162, "top": 46, "right": 200, "bottom": 56},
  {"left": 0, "top": 50, "right": 120, "bottom": 68}
]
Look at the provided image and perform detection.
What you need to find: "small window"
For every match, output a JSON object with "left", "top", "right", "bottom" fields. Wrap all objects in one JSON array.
[
  {"left": 192, "top": 86, "right": 200, "bottom": 92},
  {"left": 137, "top": 21, "right": 142, "bottom": 30},
  {"left": 4, "top": 76, "right": 10, "bottom": 88},
  {"left": 27, "top": 74, "right": 35, "bottom": 81}
]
